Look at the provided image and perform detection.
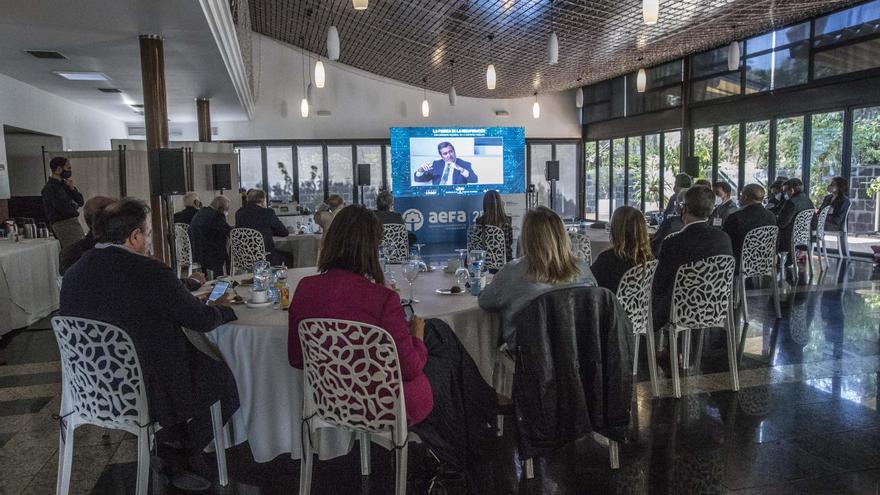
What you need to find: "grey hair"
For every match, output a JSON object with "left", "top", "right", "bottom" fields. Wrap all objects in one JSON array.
[
  {"left": 210, "top": 195, "right": 230, "bottom": 211},
  {"left": 183, "top": 191, "right": 200, "bottom": 207}
]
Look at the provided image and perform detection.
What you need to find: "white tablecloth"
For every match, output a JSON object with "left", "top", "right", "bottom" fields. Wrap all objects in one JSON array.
[
  {"left": 274, "top": 235, "right": 322, "bottom": 268},
  {"left": 0, "top": 239, "right": 61, "bottom": 335},
  {"left": 204, "top": 265, "right": 500, "bottom": 463}
]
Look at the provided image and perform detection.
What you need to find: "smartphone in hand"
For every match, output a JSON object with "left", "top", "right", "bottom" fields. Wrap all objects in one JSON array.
[{"left": 207, "top": 281, "right": 230, "bottom": 303}]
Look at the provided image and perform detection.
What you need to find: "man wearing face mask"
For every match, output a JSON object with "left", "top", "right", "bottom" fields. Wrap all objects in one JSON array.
[
  {"left": 708, "top": 181, "right": 739, "bottom": 227},
  {"left": 60, "top": 199, "right": 239, "bottom": 491},
  {"left": 776, "top": 178, "right": 815, "bottom": 256},
  {"left": 190, "top": 196, "right": 232, "bottom": 277},
  {"left": 41, "top": 157, "right": 85, "bottom": 250},
  {"left": 765, "top": 178, "right": 788, "bottom": 215}
]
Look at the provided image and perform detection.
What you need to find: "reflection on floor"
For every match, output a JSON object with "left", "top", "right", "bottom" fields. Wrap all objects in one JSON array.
[{"left": 0, "top": 258, "right": 877, "bottom": 494}]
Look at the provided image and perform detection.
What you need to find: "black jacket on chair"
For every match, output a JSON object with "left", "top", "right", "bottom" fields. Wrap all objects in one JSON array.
[
  {"left": 722, "top": 203, "right": 777, "bottom": 273},
  {"left": 190, "top": 207, "right": 232, "bottom": 275},
  {"left": 651, "top": 215, "right": 684, "bottom": 257},
  {"left": 173, "top": 206, "right": 199, "bottom": 226},
  {"left": 775, "top": 192, "right": 815, "bottom": 251},
  {"left": 511, "top": 287, "right": 633, "bottom": 459},
  {"left": 818, "top": 193, "right": 851, "bottom": 231},
  {"left": 652, "top": 221, "right": 733, "bottom": 331},
  {"left": 234, "top": 202, "right": 289, "bottom": 264}
]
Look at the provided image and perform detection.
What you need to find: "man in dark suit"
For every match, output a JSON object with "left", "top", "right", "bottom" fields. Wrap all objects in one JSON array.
[
  {"left": 373, "top": 190, "right": 417, "bottom": 246},
  {"left": 190, "top": 196, "right": 232, "bottom": 277},
  {"left": 651, "top": 188, "right": 687, "bottom": 256},
  {"left": 709, "top": 181, "right": 739, "bottom": 227},
  {"left": 661, "top": 173, "right": 692, "bottom": 220},
  {"left": 413, "top": 142, "right": 478, "bottom": 185},
  {"left": 652, "top": 186, "right": 734, "bottom": 332},
  {"left": 722, "top": 184, "right": 777, "bottom": 273},
  {"left": 173, "top": 192, "right": 201, "bottom": 225},
  {"left": 235, "top": 189, "right": 289, "bottom": 265},
  {"left": 765, "top": 178, "right": 787, "bottom": 215},
  {"left": 60, "top": 199, "right": 238, "bottom": 491},
  {"left": 776, "top": 178, "right": 815, "bottom": 255}
]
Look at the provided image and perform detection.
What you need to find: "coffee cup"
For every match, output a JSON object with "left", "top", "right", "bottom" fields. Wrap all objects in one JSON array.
[{"left": 251, "top": 289, "right": 268, "bottom": 304}]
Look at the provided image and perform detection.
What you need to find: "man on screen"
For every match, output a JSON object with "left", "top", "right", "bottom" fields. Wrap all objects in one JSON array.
[{"left": 413, "top": 142, "right": 479, "bottom": 185}]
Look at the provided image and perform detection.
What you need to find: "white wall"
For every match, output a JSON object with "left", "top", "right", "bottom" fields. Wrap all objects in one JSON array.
[
  {"left": 217, "top": 34, "right": 582, "bottom": 141},
  {"left": 4, "top": 132, "right": 62, "bottom": 196},
  {"left": 0, "top": 72, "right": 128, "bottom": 199}
]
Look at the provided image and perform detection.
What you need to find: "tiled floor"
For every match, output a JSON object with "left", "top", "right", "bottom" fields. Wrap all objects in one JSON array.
[{"left": 0, "top": 258, "right": 878, "bottom": 494}]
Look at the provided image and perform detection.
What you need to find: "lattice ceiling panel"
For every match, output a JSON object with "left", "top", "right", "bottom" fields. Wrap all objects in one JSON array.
[{"left": 250, "top": 0, "right": 861, "bottom": 98}]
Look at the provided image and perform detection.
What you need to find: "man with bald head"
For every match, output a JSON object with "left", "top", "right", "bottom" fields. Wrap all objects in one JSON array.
[
  {"left": 173, "top": 191, "right": 201, "bottom": 225},
  {"left": 60, "top": 195, "right": 116, "bottom": 274},
  {"left": 722, "top": 183, "right": 778, "bottom": 273},
  {"left": 190, "top": 196, "right": 232, "bottom": 276}
]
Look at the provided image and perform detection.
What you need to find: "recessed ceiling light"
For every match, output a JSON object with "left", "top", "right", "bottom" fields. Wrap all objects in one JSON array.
[
  {"left": 24, "top": 50, "right": 68, "bottom": 60},
  {"left": 53, "top": 71, "right": 110, "bottom": 81}
]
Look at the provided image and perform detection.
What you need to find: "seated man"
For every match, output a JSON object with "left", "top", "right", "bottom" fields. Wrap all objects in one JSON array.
[
  {"left": 173, "top": 192, "right": 201, "bottom": 225},
  {"left": 650, "top": 188, "right": 688, "bottom": 256},
  {"left": 190, "top": 196, "right": 232, "bottom": 277},
  {"left": 662, "top": 173, "right": 692, "bottom": 220},
  {"left": 709, "top": 181, "right": 739, "bottom": 227},
  {"left": 722, "top": 184, "right": 777, "bottom": 273},
  {"left": 314, "top": 194, "right": 344, "bottom": 232},
  {"left": 413, "top": 141, "right": 478, "bottom": 185},
  {"left": 373, "top": 191, "right": 417, "bottom": 246},
  {"left": 60, "top": 195, "right": 115, "bottom": 275},
  {"left": 776, "top": 178, "right": 815, "bottom": 256},
  {"left": 235, "top": 189, "right": 289, "bottom": 265},
  {"left": 60, "top": 199, "right": 238, "bottom": 490},
  {"left": 652, "top": 186, "right": 733, "bottom": 332}
]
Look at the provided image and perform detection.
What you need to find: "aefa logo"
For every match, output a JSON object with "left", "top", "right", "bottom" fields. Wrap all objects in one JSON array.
[{"left": 402, "top": 209, "right": 424, "bottom": 232}]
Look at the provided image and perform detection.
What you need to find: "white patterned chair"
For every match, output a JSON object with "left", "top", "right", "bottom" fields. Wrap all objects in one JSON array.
[
  {"left": 479, "top": 224, "right": 508, "bottom": 271},
  {"left": 781, "top": 209, "right": 815, "bottom": 283},
  {"left": 174, "top": 222, "right": 194, "bottom": 277},
  {"left": 738, "top": 226, "right": 781, "bottom": 327},
  {"left": 616, "top": 260, "right": 660, "bottom": 397},
  {"left": 382, "top": 224, "right": 409, "bottom": 264},
  {"left": 466, "top": 224, "right": 482, "bottom": 253},
  {"left": 51, "top": 316, "right": 228, "bottom": 495},
  {"left": 297, "top": 318, "right": 412, "bottom": 495},
  {"left": 665, "top": 255, "right": 738, "bottom": 398},
  {"left": 812, "top": 206, "right": 831, "bottom": 270},
  {"left": 568, "top": 232, "right": 592, "bottom": 264},
  {"left": 230, "top": 227, "right": 267, "bottom": 276}
]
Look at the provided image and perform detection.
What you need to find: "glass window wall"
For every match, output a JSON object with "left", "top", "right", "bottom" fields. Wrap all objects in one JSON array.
[
  {"left": 775, "top": 116, "right": 805, "bottom": 181},
  {"left": 584, "top": 141, "right": 597, "bottom": 218},
  {"left": 356, "top": 145, "right": 383, "bottom": 208},
  {"left": 717, "top": 124, "right": 740, "bottom": 192},
  {"left": 809, "top": 111, "right": 844, "bottom": 205},
  {"left": 529, "top": 144, "right": 553, "bottom": 208},
  {"left": 627, "top": 137, "right": 642, "bottom": 209},
  {"left": 598, "top": 140, "right": 611, "bottom": 221},
  {"left": 851, "top": 106, "right": 880, "bottom": 235},
  {"left": 612, "top": 139, "right": 626, "bottom": 211},
  {"left": 694, "top": 127, "right": 714, "bottom": 180},
  {"left": 238, "top": 147, "right": 263, "bottom": 192},
  {"left": 744, "top": 121, "right": 770, "bottom": 189},
  {"left": 266, "top": 146, "right": 294, "bottom": 202},
  {"left": 297, "top": 145, "right": 324, "bottom": 212},
  {"left": 645, "top": 134, "right": 662, "bottom": 211},
  {"left": 662, "top": 131, "right": 681, "bottom": 208},
  {"left": 556, "top": 143, "right": 579, "bottom": 218}
]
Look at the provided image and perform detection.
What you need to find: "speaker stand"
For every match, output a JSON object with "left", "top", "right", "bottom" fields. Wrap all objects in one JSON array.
[
  {"left": 360, "top": 185, "right": 366, "bottom": 207},
  {"left": 164, "top": 194, "right": 178, "bottom": 270},
  {"left": 549, "top": 180, "right": 557, "bottom": 211}
]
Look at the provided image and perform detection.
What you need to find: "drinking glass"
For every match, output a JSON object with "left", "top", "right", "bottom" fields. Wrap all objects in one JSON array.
[
  {"left": 454, "top": 249, "right": 469, "bottom": 287},
  {"left": 253, "top": 260, "right": 270, "bottom": 291},
  {"left": 403, "top": 257, "right": 421, "bottom": 304},
  {"left": 412, "top": 243, "right": 428, "bottom": 271}
]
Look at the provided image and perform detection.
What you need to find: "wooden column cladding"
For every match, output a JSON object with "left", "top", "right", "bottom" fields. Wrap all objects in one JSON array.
[
  {"left": 139, "top": 34, "right": 171, "bottom": 264},
  {"left": 197, "top": 98, "right": 212, "bottom": 142}
]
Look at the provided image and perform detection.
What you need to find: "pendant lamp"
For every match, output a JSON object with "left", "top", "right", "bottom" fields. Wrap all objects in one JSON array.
[
  {"left": 327, "top": 26, "right": 340, "bottom": 61},
  {"left": 548, "top": 31, "right": 559, "bottom": 65},
  {"left": 576, "top": 87, "right": 584, "bottom": 108},
  {"left": 486, "top": 34, "right": 496, "bottom": 90},
  {"left": 353, "top": 0, "right": 368, "bottom": 10},
  {"left": 314, "top": 61, "right": 325, "bottom": 88},
  {"left": 643, "top": 0, "right": 658, "bottom": 25},
  {"left": 421, "top": 77, "right": 430, "bottom": 117},
  {"left": 727, "top": 41, "right": 741, "bottom": 71},
  {"left": 637, "top": 68, "right": 647, "bottom": 93},
  {"left": 532, "top": 93, "right": 540, "bottom": 119},
  {"left": 301, "top": 98, "right": 309, "bottom": 118},
  {"left": 449, "top": 60, "right": 457, "bottom": 106}
]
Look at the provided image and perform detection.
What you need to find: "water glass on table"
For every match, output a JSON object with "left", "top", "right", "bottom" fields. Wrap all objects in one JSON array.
[{"left": 403, "top": 256, "right": 421, "bottom": 304}]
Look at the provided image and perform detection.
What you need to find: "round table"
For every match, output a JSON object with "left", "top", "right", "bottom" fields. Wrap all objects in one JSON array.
[
  {"left": 273, "top": 234, "right": 322, "bottom": 268},
  {"left": 202, "top": 265, "right": 500, "bottom": 463},
  {"left": 0, "top": 238, "right": 60, "bottom": 335}
]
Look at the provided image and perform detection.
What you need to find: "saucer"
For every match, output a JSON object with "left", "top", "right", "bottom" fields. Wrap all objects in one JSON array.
[{"left": 246, "top": 301, "right": 273, "bottom": 309}]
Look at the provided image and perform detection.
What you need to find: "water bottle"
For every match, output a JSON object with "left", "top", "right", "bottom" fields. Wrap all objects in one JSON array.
[{"left": 307, "top": 218, "right": 314, "bottom": 234}]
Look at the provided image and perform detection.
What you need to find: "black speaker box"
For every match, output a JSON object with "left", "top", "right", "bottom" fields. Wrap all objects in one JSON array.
[
  {"left": 357, "top": 163, "right": 371, "bottom": 186},
  {"left": 212, "top": 163, "right": 232, "bottom": 191},
  {"left": 545, "top": 160, "right": 560, "bottom": 181},
  {"left": 149, "top": 149, "right": 187, "bottom": 195}
]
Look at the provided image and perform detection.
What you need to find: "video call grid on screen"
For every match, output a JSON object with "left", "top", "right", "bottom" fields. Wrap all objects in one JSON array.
[{"left": 390, "top": 127, "right": 526, "bottom": 197}]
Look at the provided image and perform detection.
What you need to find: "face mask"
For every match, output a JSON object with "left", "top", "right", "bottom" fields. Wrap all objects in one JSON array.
[
  {"left": 774, "top": 192, "right": 782, "bottom": 201},
  {"left": 223, "top": 211, "right": 229, "bottom": 217},
  {"left": 714, "top": 196, "right": 723, "bottom": 206},
  {"left": 60, "top": 170, "right": 72, "bottom": 180},
  {"left": 830, "top": 187, "right": 838, "bottom": 194},
  {"left": 784, "top": 192, "right": 791, "bottom": 200}
]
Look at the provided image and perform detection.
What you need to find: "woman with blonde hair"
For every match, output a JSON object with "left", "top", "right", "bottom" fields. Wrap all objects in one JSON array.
[
  {"left": 591, "top": 205, "right": 655, "bottom": 293},
  {"left": 479, "top": 206, "right": 596, "bottom": 345}
]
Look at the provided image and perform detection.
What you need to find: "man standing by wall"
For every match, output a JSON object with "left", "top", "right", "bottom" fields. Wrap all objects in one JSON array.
[{"left": 41, "top": 157, "right": 85, "bottom": 250}]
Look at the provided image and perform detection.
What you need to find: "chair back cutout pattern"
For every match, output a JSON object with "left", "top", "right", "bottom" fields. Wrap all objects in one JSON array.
[
  {"left": 467, "top": 224, "right": 482, "bottom": 253},
  {"left": 568, "top": 232, "right": 592, "bottom": 263},
  {"left": 230, "top": 227, "right": 266, "bottom": 275},
  {"left": 741, "top": 226, "right": 779, "bottom": 277},
  {"left": 480, "top": 224, "right": 507, "bottom": 270},
  {"left": 616, "top": 260, "right": 659, "bottom": 335},
  {"left": 174, "top": 223, "right": 193, "bottom": 268},
  {"left": 298, "top": 318, "right": 405, "bottom": 434},
  {"left": 791, "top": 209, "right": 813, "bottom": 250},
  {"left": 382, "top": 224, "right": 409, "bottom": 264},
  {"left": 670, "top": 255, "right": 736, "bottom": 329},
  {"left": 815, "top": 206, "right": 831, "bottom": 240}
]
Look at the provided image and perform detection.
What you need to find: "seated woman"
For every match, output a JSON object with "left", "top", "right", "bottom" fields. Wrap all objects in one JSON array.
[
  {"left": 479, "top": 206, "right": 596, "bottom": 346},
  {"left": 475, "top": 189, "right": 513, "bottom": 263},
  {"left": 818, "top": 176, "right": 851, "bottom": 231},
  {"left": 591, "top": 206, "right": 655, "bottom": 293},
  {"left": 288, "top": 205, "right": 497, "bottom": 485}
]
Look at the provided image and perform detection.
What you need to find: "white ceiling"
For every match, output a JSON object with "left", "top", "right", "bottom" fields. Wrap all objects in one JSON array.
[{"left": 0, "top": 0, "right": 248, "bottom": 124}]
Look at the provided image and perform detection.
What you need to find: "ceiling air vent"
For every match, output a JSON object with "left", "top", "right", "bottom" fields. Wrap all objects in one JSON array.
[
  {"left": 127, "top": 125, "right": 146, "bottom": 137},
  {"left": 24, "top": 50, "right": 67, "bottom": 60},
  {"left": 98, "top": 88, "right": 122, "bottom": 93}
]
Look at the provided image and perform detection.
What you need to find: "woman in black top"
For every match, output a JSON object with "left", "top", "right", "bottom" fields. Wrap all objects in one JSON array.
[
  {"left": 475, "top": 189, "right": 513, "bottom": 262},
  {"left": 818, "top": 176, "right": 851, "bottom": 231},
  {"left": 591, "top": 205, "right": 655, "bottom": 293}
]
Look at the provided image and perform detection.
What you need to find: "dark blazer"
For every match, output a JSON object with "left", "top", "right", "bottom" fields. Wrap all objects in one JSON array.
[
  {"left": 40, "top": 177, "right": 84, "bottom": 224},
  {"left": 512, "top": 286, "right": 633, "bottom": 458},
  {"left": 190, "top": 207, "right": 232, "bottom": 275},
  {"left": 59, "top": 232, "right": 97, "bottom": 275},
  {"left": 776, "top": 192, "right": 815, "bottom": 251},
  {"left": 60, "top": 246, "right": 238, "bottom": 429},
  {"left": 662, "top": 195, "right": 678, "bottom": 220},
  {"left": 234, "top": 202, "right": 288, "bottom": 263},
  {"left": 766, "top": 194, "right": 785, "bottom": 215},
  {"left": 722, "top": 203, "right": 777, "bottom": 272},
  {"left": 818, "top": 193, "right": 851, "bottom": 231},
  {"left": 173, "top": 206, "right": 199, "bottom": 226},
  {"left": 413, "top": 158, "right": 478, "bottom": 185},
  {"left": 651, "top": 215, "right": 684, "bottom": 256},
  {"left": 591, "top": 250, "right": 637, "bottom": 294},
  {"left": 709, "top": 199, "right": 739, "bottom": 228},
  {"left": 652, "top": 221, "right": 733, "bottom": 331}
]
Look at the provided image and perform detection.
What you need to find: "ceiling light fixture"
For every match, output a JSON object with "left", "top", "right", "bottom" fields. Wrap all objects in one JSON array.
[
  {"left": 300, "top": 42, "right": 309, "bottom": 118},
  {"left": 352, "top": 0, "right": 368, "bottom": 10},
  {"left": 637, "top": 68, "right": 647, "bottom": 93},
  {"left": 315, "top": 60, "right": 325, "bottom": 88},
  {"left": 422, "top": 77, "right": 430, "bottom": 118},
  {"left": 327, "top": 26, "right": 340, "bottom": 61},
  {"left": 643, "top": 0, "right": 659, "bottom": 25},
  {"left": 727, "top": 41, "right": 740, "bottom": 71},
  {"left": 449, "top": 59, "right": 457, "bottom": 106},
  {"left": 532, "top": 92, "right": 540, "bottom": 119},
  {"left": 53, "top": 71, "right": 110, "bottom": 81},
  {"left": 486, "top": 34, "right": 496, "bottom": 90},
  {"left": 575, "top": 81, "right": 584, "bottom": 109},
  {"left": 548, "top": 31, "right": 559, "bottom": 65}
]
